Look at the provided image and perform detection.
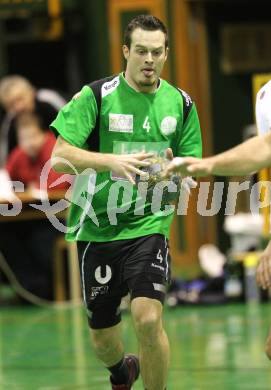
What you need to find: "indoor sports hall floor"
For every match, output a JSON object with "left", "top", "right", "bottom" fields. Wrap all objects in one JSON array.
[{"left": 1, "top": 303, "right": 271, "bottom": 389}]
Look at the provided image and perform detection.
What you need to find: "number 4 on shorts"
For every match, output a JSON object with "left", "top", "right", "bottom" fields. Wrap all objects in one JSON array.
[
  {"left": 156, "top": 249, "right": 163, "bottom": 263},
  {"left": 143, "top": 116, "right": 151, "bottom": 132}
]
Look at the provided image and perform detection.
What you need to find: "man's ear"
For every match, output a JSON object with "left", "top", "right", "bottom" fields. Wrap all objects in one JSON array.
[
  {"left": 122, "top": 45, "right": 130, "bottom": 60},
  {"left": 165, "top": 47, "right": 169, "bottom": 62}
]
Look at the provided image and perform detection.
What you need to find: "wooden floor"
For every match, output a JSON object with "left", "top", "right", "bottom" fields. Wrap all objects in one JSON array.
[{"left": 1, "top": 303, "right": 271, "bottom": 389}]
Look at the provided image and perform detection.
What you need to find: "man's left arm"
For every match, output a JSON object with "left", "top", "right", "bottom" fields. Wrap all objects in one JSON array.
[
  {"left": 175, "top": 102, "right": 202, "bottom": 160},
  {"left": 164, "top": 102, "right": 202, "bottom": 191},
  {"left": 165, "top": 102, "right": 202, "bottom": 170}
]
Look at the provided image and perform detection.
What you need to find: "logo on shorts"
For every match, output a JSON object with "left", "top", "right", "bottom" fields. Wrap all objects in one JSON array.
[
  {"left": 94, "top": 265, "right": 112, "bottom": 284},
  {"left": 160, "top": 116, "right": 177, "bottom": 136},
  {"left": 90, "top": 285, "right": 109, "bottom": 299}
]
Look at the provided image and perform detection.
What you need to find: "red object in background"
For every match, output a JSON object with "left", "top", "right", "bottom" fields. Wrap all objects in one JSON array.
[{"left": 6, "top": 132, "right": 69, "bottom": 191}]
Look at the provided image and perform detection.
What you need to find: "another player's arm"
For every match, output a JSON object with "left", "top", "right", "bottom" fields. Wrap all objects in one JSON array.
[
  {"left": 52, "top": 136, "right": 153, "bottom": 184},
  {"left": 190, "top": 132, "right": 271, "bottom": 176},
  {"left": 165, "top": 132, "right": 271, "bottom": 177}
]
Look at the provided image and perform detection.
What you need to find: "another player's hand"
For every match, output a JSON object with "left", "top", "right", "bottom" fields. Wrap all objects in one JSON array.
[
  {"left": 163, "top": 156, "right": 214, "bottom": 178},
  {"left": 180, "top": 176, "right": 197, "bottom": 194},
  {"left": 256, "top": 241, "right": 271, "bottom": 289},
  {"left": 109, "top": 152, "right": 154, "bottom": 184},
  {"left": 162, "top": 149, "right": 197, "bottom": 194}
]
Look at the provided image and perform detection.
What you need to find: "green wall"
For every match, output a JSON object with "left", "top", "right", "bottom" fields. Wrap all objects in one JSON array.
[{"left": 82, "top": 0, "right": 110, "bottom": 82}]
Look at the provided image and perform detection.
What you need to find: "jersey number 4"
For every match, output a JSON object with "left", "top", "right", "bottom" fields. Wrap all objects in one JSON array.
[{"left": 143, "top": 116, "right": 151, "bottom": 132}]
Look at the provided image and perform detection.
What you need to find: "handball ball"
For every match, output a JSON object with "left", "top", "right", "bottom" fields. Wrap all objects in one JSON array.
[{"left": 135, "top": 156, "right": 181, "bottom": 204}]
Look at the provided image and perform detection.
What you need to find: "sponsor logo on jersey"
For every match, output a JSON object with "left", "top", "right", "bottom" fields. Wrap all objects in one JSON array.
[
  {"left": 102, "top": 76, "right": 120, "bottom": 98},
  {"left": 104, "top": 80, "right": 118, "bottom": 90},
  {"left": 160, "top": 116, "right": 177, "bottom": 136},
  {"left": 112, "top": 141, "right": 169, "bottom": 155},
  {"left": 109, "top": 113, "right": 133, "bottom": 133},
  {"left": 110, "top": 141, "right": 169, "bottom": 181}
]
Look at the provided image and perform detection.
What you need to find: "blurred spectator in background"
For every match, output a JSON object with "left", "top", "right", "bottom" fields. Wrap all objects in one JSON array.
[
  {"left": 0, "top": 75, "right": 66, "bottom": 167},
  {"left": 0, "top": 112, "right": 71, "bottom": 301},
  {"left": 6, "top": 112, "right": 70, "bottom": 193}
]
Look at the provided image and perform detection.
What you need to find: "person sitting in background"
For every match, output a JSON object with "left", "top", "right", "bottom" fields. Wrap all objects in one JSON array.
[
  {"left": 6, "top": 112, "right": 69, "bottom": 194},
  {"left": 0, "top": 113, "right": 70, "bottom": 301},
  {"left": 0, "top": 75, "right": 66, "bottom": 166}
]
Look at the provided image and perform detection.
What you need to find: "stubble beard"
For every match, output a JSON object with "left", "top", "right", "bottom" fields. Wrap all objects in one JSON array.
[
  {"left": 138, "top": 74, "right": 158, "bottom": 88},
  {"left": 139, "top": 80, "right": 156, "bottom": 87}
]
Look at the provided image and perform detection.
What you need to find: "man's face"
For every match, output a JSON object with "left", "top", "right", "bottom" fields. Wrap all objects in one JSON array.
[
  {"left": 3, "top": 84, "right": 35, "bottom": 116},
  {"left": 123, "top": 28, "right": 168, "bottom": 92},
  {"left": 18, "top": 125, "right": 45, "bottom": 158}
]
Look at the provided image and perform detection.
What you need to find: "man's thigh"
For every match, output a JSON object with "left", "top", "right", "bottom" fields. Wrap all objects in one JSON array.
[
  {"left": 77, "top": 234, "right": 171, "bottom": 327},
  {"left": 124, "top": 234, "right": 171, "bottom": 304},
  {"left": 77, "top": 241, "right": 128, "bottom": 329}
]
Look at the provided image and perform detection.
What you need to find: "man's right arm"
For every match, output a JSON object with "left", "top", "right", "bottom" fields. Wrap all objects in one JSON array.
[
  {"left": 52, "top": 136, "right": 153, "bottom": 184},
  {"left": 50, "top": 85, "right": 153, "bottom": 184}
]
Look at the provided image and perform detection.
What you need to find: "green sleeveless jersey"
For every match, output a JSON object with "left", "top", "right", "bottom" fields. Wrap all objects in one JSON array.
[{"left": 50, "top": 73, "right": 202, "bottom": 242}]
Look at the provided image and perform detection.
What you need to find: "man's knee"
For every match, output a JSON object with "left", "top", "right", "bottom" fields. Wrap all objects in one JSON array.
[
  {"left": 132, "top": 298, "right": 163, "bottom": 344},
  {"left": 91, "top": 327, "right": 118, "bottom": 354}
]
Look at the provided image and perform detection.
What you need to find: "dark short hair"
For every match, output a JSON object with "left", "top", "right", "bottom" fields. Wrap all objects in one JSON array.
[{"left": 124, "top": 14, "right": 168, "bottom": 49}]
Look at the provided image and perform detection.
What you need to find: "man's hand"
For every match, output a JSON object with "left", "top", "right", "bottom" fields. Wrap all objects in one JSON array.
[
  {"left": 161, "top": 149, "right": 197, "bottom": 195},
  {"left": 180, "top": 176, "right": 197, "bottom": 194},
  {"left": 108, "top": 152, "right": 154, "bottom": 184},
  {"left": 163, "top": 156, "right": 214, "bottom": 178},
  {"left": 256, "top": 240, "right": 271, "bottom": 289}
]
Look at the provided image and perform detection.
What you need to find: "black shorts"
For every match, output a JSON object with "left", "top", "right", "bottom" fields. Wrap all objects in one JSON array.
[{"left": 77, "top": 233, "right": 171, "bottom": 329}]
